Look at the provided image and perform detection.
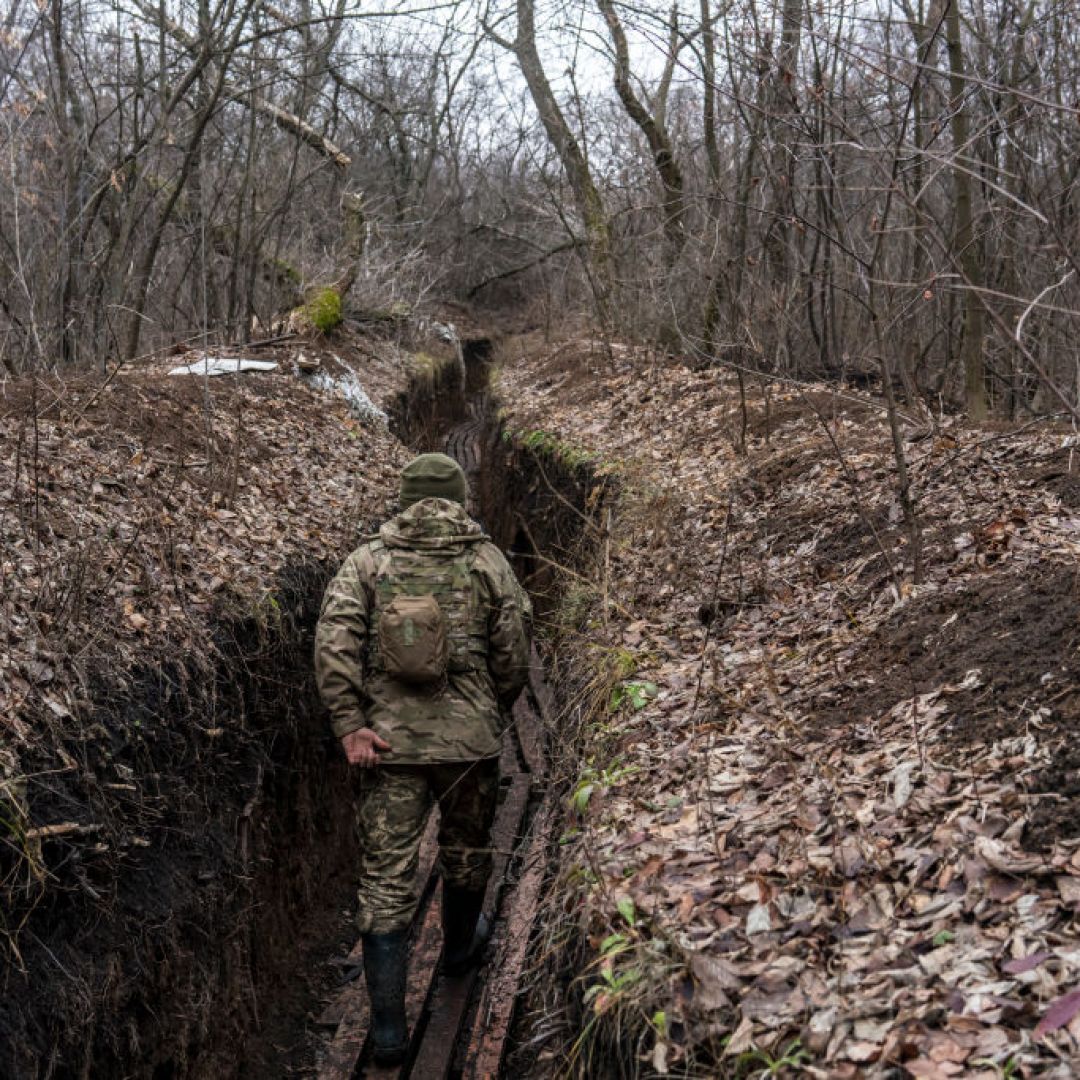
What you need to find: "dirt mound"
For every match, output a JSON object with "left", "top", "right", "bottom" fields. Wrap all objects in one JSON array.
[
  {"left": 825, "top": 561, "right": 1080, "bottom": 849},
  {"left": 833, "top": 562, "right": 1080, "bottom": 746}
]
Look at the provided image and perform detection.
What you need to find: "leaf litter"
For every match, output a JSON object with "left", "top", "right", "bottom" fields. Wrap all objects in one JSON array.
[
  {"left": 0, "top": 327, "right": 427, "bottom": 876},
  {"left": 497, "top": 334, "right": 1080, "bottom": 1076}
]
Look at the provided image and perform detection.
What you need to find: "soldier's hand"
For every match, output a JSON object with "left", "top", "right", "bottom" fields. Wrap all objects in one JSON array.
[{"left": 341, "top": 728, "right": 392, "bottom": 768}]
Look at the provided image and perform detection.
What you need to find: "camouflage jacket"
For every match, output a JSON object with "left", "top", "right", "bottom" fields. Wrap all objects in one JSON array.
[{"left": 315, "top": 498, "right": 532, "bottom": 762}]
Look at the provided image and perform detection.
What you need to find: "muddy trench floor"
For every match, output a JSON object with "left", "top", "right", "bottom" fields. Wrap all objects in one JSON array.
[{"left": 241, "top": 669, "right": 556, "bottom": 1080}]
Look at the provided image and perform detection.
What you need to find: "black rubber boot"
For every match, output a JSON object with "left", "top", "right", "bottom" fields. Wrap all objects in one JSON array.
[
  {"left": 362, "top": 930, "right": 409, "bottom": 1066},
  {"left": 441, "top": 886, "right": 491, "bottom": 976}
]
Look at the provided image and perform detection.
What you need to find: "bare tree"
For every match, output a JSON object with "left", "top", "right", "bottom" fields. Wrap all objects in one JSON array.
[
  {"left": 944, "top": 0, "right": 987, "bottom": 419},
  {"left": 487, "top": 0, "right": 612, "bottom": 318},
  {"left": 2, "top": 0, "right": 1080, "bottom": 421}
]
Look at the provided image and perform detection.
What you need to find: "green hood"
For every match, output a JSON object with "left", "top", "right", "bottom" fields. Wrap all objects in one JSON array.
[{"left": 379, "top": 497, "right": 485, "bottom": 552}]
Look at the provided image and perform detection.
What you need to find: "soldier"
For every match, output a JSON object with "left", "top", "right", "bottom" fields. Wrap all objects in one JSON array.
[{"left": 314, "top": 452, "right": 531, "bottom": 1066}]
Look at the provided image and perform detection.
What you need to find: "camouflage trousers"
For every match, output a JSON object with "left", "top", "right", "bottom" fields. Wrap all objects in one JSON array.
[{"left": 354, "top": 759, "right": 500, "bottom": 935}]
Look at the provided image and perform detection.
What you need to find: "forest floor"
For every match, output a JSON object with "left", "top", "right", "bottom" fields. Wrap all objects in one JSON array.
[
  {"left": 496, "top": 334, "right": 1080, "bottom": 1078},
  {"left": 4, "top": 317, "right": 1080, "bottom": 1079},
  {"left": 0, "top": 330, "right": 411, "bottom": 744}
]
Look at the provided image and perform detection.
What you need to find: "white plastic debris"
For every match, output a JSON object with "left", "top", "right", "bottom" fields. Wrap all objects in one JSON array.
[
  {"left": 308, "top": 362, "right": 388, "bottom": 425},
  {"left": 168, "top": 357, "right": 278, "bottom": 377}
]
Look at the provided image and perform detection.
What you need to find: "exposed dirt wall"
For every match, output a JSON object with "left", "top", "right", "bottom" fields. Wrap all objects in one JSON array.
[
  {"left": 387, "top": 350, "right": 467, "bottom": 451},
  {"left": 0, "top": 562, "right": 363, "bottom": 1080}
]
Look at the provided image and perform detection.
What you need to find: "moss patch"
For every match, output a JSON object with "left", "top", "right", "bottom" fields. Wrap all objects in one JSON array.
[
  {"left": 515, "top": 428, "right": 596, "bottom": 471},
  {"left": 303, "top": 288, "right": 343, "bottom": 334}
]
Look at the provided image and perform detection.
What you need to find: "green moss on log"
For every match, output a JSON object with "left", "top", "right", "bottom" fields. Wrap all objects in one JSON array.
[{"left": 303, "top": 288, "right": 343, "bottom": 334}]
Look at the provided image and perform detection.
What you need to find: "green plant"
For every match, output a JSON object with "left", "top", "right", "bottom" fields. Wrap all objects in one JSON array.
[
  {"left": 608, "top": 646, "right": 638, "bottom": 679},
  {"left": 0, "top": 773, "right": 44, "bottom": 884},
  {"left": 582, "top": 958, "right": 643, "bottom": 1010},
  {"left": 616, "top": 896, "right": 637, "bottom": 927},
  {"left": 412, "top": 350, "right": 442, "bottom": 373},
  {"left": 651, "top": 1010, "right": 668, "bottom": 1039},
  {"left": 567, "top": 863, "right": 599, "bottom": 886},
  {"left": 731, "top": 1038, "right": 811, "bottom": 1078},
  {"left": 252, "top": 591, "right": 283, "bottom": 634},
  {"left": 600, "top": 931, "right": 630, "bottom": 957},
  {"left": 303, "top": 287, "right": 343, "bottom": 333},
  {"left": 0, "top": 792, "right": 24, "bottom": 844},
  {"left": 971, "top": 1055, "right": 1021, "bottom": 1079},
  {"left": 608, "top": 679, "right": 658, "bottom": 713},
  {"left": 554, "top": 580, "right": 593, "bottom": 636},
  {"left": 569, "top": 760, "right": 640, "bottom": 814},
  {"left": 570, "top": 774, "right": 597, "bottom": 814},
  {"left": 566, "top": 934, "right": 682, "bottom": 1075}
]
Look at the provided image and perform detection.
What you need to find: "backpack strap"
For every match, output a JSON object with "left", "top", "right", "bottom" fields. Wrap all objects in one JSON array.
[
  {"left": 362, "top": 541, "right": 388, "bottom": 670},
  {"left": 454, "top": 546, "right": 488, "bottom": 670}
]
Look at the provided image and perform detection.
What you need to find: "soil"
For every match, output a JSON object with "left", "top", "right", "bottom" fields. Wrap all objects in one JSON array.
[
  {"left": 458, "top": 335, "right": 1080, "bottom": 1075},
  {"left": 756, "top": 504, "right": 898, "bottom": 580},
  {"left": 240, "top": 897, "right": 359, "bottom": 1077},
  {"left": 1025, "top": 742, "right": 1080, "bottom": 850},
  {"left": 1029, "top": 459, "right": 1080, "bottom": 507},
  {"left": 817, "top": 561, "right": 1080, "bottom": 847},
  {"left": 0, "top": 560, "right": 373, "bottom": 1080},
  {"left": 1002, "top": 441, "right": 1080, "bottom": 507}
]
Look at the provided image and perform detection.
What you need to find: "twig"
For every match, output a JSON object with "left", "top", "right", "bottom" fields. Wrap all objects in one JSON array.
[
  {"left": 24, "top": 822, "right": 102, "bottom": 840},
  {"left": 1015, "top": 269, "right": 1075, "bottom": 346}
]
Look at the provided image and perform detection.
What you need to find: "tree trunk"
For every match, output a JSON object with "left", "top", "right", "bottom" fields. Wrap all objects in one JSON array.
[
  {"left": 945, "top": 0, "right": 987, "bottom": 419},
  {"left": 597, "top": 0, "right": 685, "bottom": 263},
  {"left": 764, "top": 0, "right": 803, "bottom": 285},
  {"left": 498, "top": 0, "right": 612, "bottom": 319}
]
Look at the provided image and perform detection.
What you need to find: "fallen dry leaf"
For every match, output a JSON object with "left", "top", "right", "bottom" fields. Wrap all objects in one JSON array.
[{"left": 1034, "top": 986, "right": 1080, "bottom": 1039}]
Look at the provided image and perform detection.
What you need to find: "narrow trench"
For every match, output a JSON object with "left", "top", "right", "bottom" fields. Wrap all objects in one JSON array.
[
  {"left": 248, "top": 337, "right": 601, "bottom": 1079},
  {"left": 297, "top": 335, "right": 600, "bottom": 1080}
]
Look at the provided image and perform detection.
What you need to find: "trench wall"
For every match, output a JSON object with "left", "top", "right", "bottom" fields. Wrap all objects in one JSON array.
[{"left": 1, "top": 560, "right": 366, "bottom": 1080}]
